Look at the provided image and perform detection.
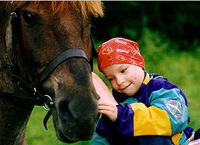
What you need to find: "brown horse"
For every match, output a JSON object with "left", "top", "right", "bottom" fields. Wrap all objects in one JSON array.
[{"left": 0, "top": 1, "right": 103, "bottom": 145}]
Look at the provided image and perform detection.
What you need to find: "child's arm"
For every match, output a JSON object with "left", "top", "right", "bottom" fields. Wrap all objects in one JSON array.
[
  {"left": 115, "top": 82, "right": 189, "bottom": 137},
  {"left": 92, "top": 73, "right": 188, "bottom": 138}
]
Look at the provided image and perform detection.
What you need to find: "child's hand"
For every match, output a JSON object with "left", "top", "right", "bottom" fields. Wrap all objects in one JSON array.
[{"left": 92, "top": 72, "right": 118, "bottom": 121}]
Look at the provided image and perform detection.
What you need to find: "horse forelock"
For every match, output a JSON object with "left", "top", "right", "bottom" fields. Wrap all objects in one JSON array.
[{"left": 5, "top": 1, "right": 104, "bottom": 18}]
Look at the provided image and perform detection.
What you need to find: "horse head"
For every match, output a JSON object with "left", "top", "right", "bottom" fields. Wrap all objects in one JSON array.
[{"left": 3, "top": 1, "right": 103, "bottom": 143}]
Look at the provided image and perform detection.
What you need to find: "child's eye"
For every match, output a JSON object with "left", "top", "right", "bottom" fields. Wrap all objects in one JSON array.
[
  {"left": 108, "top": 78, "right": 113, "bottom": 82},
  {"left": 121, "top": 68, "right": 127, "bottom": 73}
]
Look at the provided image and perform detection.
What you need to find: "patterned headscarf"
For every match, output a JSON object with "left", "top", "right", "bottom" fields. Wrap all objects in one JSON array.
[{"left": 97, "top": 37, "right": 144, "bottom": 72}]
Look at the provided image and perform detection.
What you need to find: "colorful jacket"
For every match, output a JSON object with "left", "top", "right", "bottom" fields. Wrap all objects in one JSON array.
[{"left": 91, "top": 72, "right": 193, "bottom": 145}]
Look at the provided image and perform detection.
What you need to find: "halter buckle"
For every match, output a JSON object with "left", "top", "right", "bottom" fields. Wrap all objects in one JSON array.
[
  {"left": 11, "top": 12, "right": 17, "bottom": 18},
  {"left": 33, "top": 87, "right": 37, "bottom": 95},
  {"left": 42, "top": 94, "right": 54, "bottom": 111}
]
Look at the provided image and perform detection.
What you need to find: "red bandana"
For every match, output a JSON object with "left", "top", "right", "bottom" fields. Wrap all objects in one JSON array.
[{"left": 97, "top": 37, "right": 145, "bottom": 72}]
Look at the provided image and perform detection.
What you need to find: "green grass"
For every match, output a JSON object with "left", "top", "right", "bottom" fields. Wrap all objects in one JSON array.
[
  {"left": 27, "top": 28, "right": 200, "bottom": 144},
  {"left": 27, "top": 106, "right": 91, "bottom": 145}
]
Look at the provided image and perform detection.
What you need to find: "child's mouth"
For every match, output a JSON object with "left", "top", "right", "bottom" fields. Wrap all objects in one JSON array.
[{"left": 120, "top": 83, "right": 131, "bottom": 91}]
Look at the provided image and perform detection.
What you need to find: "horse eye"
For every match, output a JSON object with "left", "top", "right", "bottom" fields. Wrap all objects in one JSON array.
[{"left": 22, "top": 11, "right": 35, "bottom": 25}]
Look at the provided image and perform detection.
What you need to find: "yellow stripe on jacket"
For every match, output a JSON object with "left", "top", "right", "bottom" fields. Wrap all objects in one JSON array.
[
  {"left": 172, "top": 131, "right": 183, "bottom": 145},
  {"left": 131, "top": 103, "right": 172, "bottom": 136}
]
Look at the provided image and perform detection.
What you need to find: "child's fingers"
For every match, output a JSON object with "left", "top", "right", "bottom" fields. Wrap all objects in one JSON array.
[
  {"left": 98, "top": 105, "right": 116, "bottom": 112},
  {"left": 98, "top": 96, "right": 118, "bottom": 106},
  {"left": 98, "top": 106, "right": 118, "bottom": 122},
  {"left": 92, "top": 73, "right": 118, "bottom": 105}
]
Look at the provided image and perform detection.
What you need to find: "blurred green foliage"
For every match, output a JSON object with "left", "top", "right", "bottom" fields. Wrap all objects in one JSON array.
[
  {"left": 92, "top": 1, "right": 200, "bottom": 51},
  {"left": 27, "top": 2, "right": 200, "bottom": 145}
]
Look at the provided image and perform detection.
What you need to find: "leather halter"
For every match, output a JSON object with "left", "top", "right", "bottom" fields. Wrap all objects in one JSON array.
[{"left": 0, "top": 7, "right": 97, "bottom": 130}]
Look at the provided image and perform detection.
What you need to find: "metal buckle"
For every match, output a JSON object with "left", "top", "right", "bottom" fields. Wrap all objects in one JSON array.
[
  {"left": 33, "top": 87, "right": 37, "bottom": 95},
  {"left": 11, "top": 11, "right": 17, "bottom": 18},
  {"left": 43, "top": 94, "right": 54, "bottom": 111}
]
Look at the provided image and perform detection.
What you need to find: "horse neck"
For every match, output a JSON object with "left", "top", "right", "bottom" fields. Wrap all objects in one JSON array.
[
  {"left": 0, "top": 102, "right": 33, "bottom": 145},
  {"left": 0, "top": 6, "right": 33, "bottom": 145},
  {"left": 0, "top": 4, "right": 12, "bottom": 67}
]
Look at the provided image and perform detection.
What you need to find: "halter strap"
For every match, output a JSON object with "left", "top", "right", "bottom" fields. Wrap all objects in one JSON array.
[
  {"left": 39, "top": 49, "right": 89, "bottom": 83},
  {"left": 0, "top": 93, "right": 43, "bottom": 106},
  {"left": 0, "top": 6, "right": 97, "bottom": 131}
]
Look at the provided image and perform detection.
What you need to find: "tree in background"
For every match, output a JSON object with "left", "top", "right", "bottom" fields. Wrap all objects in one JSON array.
[{"left": 92, "top": 1, "right": 200, "bottom": 51}]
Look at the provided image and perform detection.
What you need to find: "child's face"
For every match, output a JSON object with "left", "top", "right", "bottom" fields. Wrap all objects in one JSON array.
[{"left": 103, "top": 64, "right": 144, "bottom": 96}]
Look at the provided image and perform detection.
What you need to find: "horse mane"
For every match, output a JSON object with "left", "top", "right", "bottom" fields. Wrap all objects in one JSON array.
[{"left": 5, "top": 1, "right": 104, "bottom": 18}]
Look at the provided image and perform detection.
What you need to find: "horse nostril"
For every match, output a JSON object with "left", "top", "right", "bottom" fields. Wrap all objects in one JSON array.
[{"left": 58, "top": 99, "right": 74, "bottom": 124}]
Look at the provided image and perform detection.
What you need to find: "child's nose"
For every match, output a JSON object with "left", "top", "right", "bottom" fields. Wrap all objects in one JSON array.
[{"left": 116, "top": 75, "right": 125, "bottom": 86}]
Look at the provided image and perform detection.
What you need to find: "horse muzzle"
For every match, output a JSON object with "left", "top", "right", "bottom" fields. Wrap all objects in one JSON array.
[{"left": 53, "top": 94, "right": 99, "bottom": 142}]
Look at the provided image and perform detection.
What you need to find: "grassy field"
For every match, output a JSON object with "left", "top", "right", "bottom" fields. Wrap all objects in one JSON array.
[
  {"left": 26, "top": 106, "right": 91, "bottom": 145},
  {"left": 27, "top": 29, "right": 200, "bottom": 144}
]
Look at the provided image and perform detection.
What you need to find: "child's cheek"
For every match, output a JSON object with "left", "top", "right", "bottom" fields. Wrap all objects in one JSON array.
[
  {"left": 110, "top": 81, "right": 115, "bottom": 89},
  {"left": 110, "top": 82, "right": 117, "bottom": 90}
]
